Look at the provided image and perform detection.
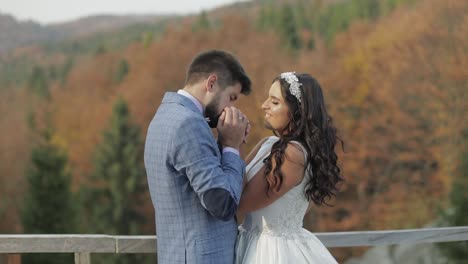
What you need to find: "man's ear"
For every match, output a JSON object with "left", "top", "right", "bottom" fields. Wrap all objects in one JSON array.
[{"left": 206, "top": 74, "right": 217, "bottom": 92}]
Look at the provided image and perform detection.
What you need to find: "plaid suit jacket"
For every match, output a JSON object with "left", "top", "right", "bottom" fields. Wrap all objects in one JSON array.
[{"left": 144, "top": 92, "right": 245, "bottom": 264}]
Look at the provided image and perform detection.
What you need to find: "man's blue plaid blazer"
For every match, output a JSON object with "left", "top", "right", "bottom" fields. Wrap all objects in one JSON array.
[{"left": 144, "top": 92, "right": 245, "bottom": 264}]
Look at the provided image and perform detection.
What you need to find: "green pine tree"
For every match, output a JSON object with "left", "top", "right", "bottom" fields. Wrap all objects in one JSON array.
[
  {"left": 60, "top": 57, "right": 74, "bottom": 85},
  {"left": 21, "top": 128, "right": 76, "bottom": 264},
  {"left": 27, "top": 66, "right": 49, "bottom": 99},
  {"left": 94, "top": 44, "right": 106, "bottom": 55},
  {"left": 142, "top": 31, "right": 154, "bottom": 48},
  {"left": 47, "top": 65, "right": 58, "bottom": 81},
  {"left": 114, "top": 59, "right": 130, "bottom": 84},
  {"left": 279, "top": 4, "right": 302, "bottom": 50},
  {"left": 437, "top": 150, "right": 468, "bottom": 263},
  {"left": 192, "top": 10, "right": 211, "bottom": 32},
  {"left": 84, "top": 97, "right": 147, "bottom": 264},
  {"left": 257, "top": 5, "right": 270, "bottom": 31},
  {"left": 295, "top": 0, "right": 313, "bottom": 30},
  {"left": 257, "top": 4, "right": 277, "bottom": 31},
  {"left": 307, "top": 37, "right": 316, "bottom": 50},
  {"left": 354, "top": 0, "right": 370, "bottom": 19},
  {"left": 366, "top": 0, "right": 381, "bottom": 19},
  {"left": 386, "top": 0, "right": 398, "bottom": 9}
]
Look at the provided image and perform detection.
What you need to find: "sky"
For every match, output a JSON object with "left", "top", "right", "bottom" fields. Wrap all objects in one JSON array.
[{"left": 0, "top": 0, "right": 248, "bottom": 24}]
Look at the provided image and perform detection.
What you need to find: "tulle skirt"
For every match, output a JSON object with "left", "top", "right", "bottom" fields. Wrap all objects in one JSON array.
[{"left": 235, "top": 226, "right": 338, "bottom": 264}]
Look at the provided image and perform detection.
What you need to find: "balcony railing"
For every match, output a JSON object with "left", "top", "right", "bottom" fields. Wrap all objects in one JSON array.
[{"left": 1, "top": 226, "right": 467, "bottom": 264}]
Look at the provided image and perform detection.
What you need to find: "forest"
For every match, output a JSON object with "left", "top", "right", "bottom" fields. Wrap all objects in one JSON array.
[{"left": 0, "top": 0, "right": 466, "bottom": 262}]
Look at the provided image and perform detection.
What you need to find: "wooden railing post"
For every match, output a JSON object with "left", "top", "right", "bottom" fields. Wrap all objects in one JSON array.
[{"left": 74, "top": 253, "right": 90, "bottom": 264}]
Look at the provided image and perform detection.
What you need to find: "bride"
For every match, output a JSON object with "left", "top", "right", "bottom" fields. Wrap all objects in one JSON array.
[{"left": 235, "top": 72, "right": 343, "bottom": 263}]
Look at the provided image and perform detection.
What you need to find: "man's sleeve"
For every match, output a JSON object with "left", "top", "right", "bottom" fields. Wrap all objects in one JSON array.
[{"left": 171, "top": 118, "right": 245, "bottom": 220}]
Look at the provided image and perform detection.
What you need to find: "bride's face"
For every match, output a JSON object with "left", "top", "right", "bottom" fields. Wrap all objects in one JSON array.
[{"left": 262, "top": 81, "right": 290, "bottom": 133}]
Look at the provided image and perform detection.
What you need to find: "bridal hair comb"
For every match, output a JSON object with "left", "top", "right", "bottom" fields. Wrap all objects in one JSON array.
[{"left": 280, "top": 72, "right": 302, "bottom": 104}]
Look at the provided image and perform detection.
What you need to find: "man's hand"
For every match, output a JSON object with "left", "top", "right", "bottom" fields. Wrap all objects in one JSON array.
[
  {"left": 242, "top": 120, "right": 251, "bottom": 144},
  {"left": 217, "top": 107, "right": 248, "bottom": 150}
]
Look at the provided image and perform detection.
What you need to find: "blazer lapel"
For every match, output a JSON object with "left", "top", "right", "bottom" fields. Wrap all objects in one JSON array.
[{"left": 161, "top": 92, "right": 203, "bottom": 116}]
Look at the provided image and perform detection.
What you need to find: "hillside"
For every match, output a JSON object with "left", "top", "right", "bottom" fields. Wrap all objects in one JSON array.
[
  {"left": 0, "top": 0, "right": 466, "bottom": 262},
  {"left": 0, "top": 13, "right": 173, "bottom": 55},
  {"left": 0, "top": 13, "right": 62, "bottom": 54}
]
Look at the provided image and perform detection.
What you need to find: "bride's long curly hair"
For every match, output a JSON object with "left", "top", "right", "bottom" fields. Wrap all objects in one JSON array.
[{"left": 263, "top": 73, "right": 344, "bottom": 206}]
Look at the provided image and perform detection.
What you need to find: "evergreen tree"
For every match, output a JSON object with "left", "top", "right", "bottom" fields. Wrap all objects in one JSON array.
[
  {"left": 114, "top": 59, "right": 130, "bottom": 84},
  {"left": 27, "top": 66, "right": 49, "bottom": 98},
  {"left": 60, "top": 57, "right": 74, "bottom": 85},
  {"left": 257, "top": 4, "right": 277, "bottom": 31},
  {"left": 386, "top": 0, "right": 398, "bottom": 9},
  {"left": 295, "top": 0, "right": 313, "bottom": 30},
  {"left": 366, "top": 0, "right": 381, "bottom": 19},
  {"left": 192, "top": 11, "right": 211, "bottom": 32},
  {"left": 142, "top": 31, "right": 154, "bottom": 48},
  {"left": 354, "top": 0, "right": 370, "bottom": 19},
  {"left": 94, "top": 44, "right": 106, "bottom": 55},
  {"left": 47, "top": 65, "right": 58, "bottom": 81},
  {"left": 279, "top": 4, "right": 302, "bottom": 50},
  {"left": 84, "top": 97, "right": 146, "bottom": 264},
  {"left": 318, "top": 1, "right": 355, "bottom": 44},
  {"left": 257, "top": 5, "right": 270, "bottom": 31},
  {"left": 307, "top": 37, "right": 316, "bottom": 50},
  {"left": 21, "top": 128, "right": 76, "bottom": 264},
  {"left": 437, "top": 150, "right": 468, "bottom": 263}
]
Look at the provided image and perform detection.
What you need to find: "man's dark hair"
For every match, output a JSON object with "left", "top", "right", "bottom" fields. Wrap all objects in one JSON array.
[{"left": 186, "top": 50, "right": 251, "bottom": 95}]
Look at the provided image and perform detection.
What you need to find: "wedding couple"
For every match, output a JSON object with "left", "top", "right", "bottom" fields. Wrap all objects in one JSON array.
[{"left": 144, "top": 50, "right": 343, "bottom": 264}]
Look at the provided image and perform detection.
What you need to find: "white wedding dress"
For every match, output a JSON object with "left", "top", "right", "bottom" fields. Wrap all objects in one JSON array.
[{"left": 235, "top": 136, "right": 338, "bottom": 264}]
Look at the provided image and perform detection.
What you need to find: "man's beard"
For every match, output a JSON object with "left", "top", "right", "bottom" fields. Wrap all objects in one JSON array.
[{"left": 205, "top": 94, "right": 221, "bottom": 128}]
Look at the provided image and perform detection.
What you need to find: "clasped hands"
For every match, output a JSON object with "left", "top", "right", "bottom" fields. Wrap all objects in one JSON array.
[{"left": 217, "top": 107, "right": 250, "bottom": 149}]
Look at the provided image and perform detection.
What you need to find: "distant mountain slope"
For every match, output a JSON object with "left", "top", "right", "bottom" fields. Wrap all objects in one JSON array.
[
  {"left": 0, "top": 0, "right": 338, "bottom": 54},
  {"left": 48, "top": 14, "right": 173, "bottom": 37},
  {"left": 0, "top": 13, "right": 172, "bottom": 54},
  {"left": 0, "top": 13, "right": 62, "bottom": 53}
]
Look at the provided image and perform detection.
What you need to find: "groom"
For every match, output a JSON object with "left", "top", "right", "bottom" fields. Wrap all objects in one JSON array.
[{"left": 144, "top": 50, "right": 252, "bottom": 264}]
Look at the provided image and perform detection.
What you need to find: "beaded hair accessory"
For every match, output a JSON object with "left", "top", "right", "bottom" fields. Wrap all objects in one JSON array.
[{"left": 280, "top": 72, "right": 302, "bottom": 104}]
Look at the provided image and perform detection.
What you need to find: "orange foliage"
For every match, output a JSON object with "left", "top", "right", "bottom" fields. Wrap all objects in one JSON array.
[
  {"left": 0, "top": 89, "right": 30, "bottom": 233},
  {"left": 0, "top": 1, "right": 466, "bottom": 261}
]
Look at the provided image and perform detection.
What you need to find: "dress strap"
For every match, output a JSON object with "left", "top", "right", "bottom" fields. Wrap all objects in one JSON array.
[
  {"left": 289, "top": 141, "right": 308, "bottom": 161},
  {"left": 289, "top": 141, "right": 313, "bottom": 183},
  {"left": 245, "top": 136, "right": 278, "bottom": 181}
]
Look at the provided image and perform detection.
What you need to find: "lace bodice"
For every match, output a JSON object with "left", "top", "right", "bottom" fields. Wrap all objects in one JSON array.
[{"left": 241, "top": 136, "right": 310, "bottom": 238}]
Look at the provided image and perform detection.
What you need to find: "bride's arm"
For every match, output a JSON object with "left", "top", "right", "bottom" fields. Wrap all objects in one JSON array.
[
  {"left": 244, "top": 137, "right": 269, "bottom": 164},
  {"left": 238, "top": 143, "right": 306, "bottom": 213},
  {"left": 242, "top": 137, "right": 269, "bottom": 188}
]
